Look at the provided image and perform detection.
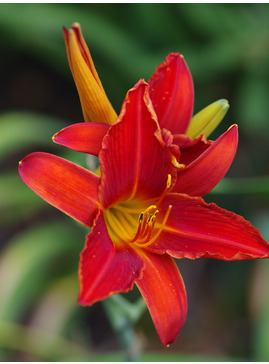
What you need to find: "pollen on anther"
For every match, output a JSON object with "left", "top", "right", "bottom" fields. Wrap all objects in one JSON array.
[
  {"left": 171, "top": 155, "right": 186, "bottom": 170},
  {"left": 167, "top": 174, "right": 172, "bottom": 188}
]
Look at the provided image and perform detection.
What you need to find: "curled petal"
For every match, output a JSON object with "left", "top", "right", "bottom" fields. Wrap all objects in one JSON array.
[
  {"left": 63, "top": 23, "right": 117, "bottom": 124},
  {"left": 53, "top": 122, "right": 110, "bottom": 155},
  {"left": 173, "top": 133, "right": 213, "bottom": 166},
  {"left": 160, "top": 128, "right": 181, "bottom": 164},
  {"left": 99, "top": 79, "right": 177, "bottom": 209},
  {"left": 149, "top": 53, "right": 194, "bottom": 134},
  {"left": 78, "top": 212, "right": 144, "bottom": 305},
  {"left": 148, "top": 193, "right": 269, "bottom": 260},
  {"left": 19, "top": 152, "right": 100, "bottom": 227},
  {"left": 186, "top": 99, "right": 229, "bottom": 139},
  {"left": 136, "top": 251, "right": 187, "bottom": 346},
  {"left": 173, "top": 125, "right": 238, "bottom": 196}
]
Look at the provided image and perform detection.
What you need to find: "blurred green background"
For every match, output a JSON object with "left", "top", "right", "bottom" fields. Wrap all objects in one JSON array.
[{"left": 1, "top": 2, "right": 269, "bottom": 361}]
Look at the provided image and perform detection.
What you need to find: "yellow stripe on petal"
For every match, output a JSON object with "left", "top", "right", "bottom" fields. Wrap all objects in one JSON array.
[
  {"left": 186, "top": 99, "right": 229, "bottom": 139},
  {"left": 64, "top": 23, "right": 117, "bottom": 124}
]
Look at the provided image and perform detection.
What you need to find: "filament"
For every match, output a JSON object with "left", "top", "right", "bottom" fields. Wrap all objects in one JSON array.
[
  {"left": 131, "top": 205, "right": 172, "bottom": 248},
  {"left": 155, "top": 173, "right": 172, "bottom": 207}
]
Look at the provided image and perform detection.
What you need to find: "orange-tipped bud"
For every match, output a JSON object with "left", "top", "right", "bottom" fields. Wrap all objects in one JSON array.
[{"left": 63, "top": 23, "right": 117, "bottom": 124}]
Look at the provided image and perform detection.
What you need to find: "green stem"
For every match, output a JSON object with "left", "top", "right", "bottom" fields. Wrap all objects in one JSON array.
[{"left": 103, "top": 294, "right": 147, "bottom": 361}]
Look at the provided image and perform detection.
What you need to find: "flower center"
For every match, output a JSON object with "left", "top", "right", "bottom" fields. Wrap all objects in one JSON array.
[{"left": 104, "top": 175, "right": 172, "bottom": 248}]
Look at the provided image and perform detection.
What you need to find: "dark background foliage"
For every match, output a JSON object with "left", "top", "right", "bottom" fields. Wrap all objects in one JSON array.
[{"left": 1, "top": 3, "right": 269, "bottom": 361}]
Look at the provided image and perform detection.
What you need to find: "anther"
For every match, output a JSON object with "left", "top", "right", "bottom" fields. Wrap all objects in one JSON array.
[
  {"left": 171, "top": 155, "right": 186, "bottom": 170},
  {"left": 167, "top": 174, "right": 172, "bottom": 188},
  {"left": 129, "top": 205, "right": 172, "bottom": 248},
  {"left": 134, "top": 205, "right": 172, "bottom": 248}
]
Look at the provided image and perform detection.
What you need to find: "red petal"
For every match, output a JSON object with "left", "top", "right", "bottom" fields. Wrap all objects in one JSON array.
[
  {"left": 99, "top": 80, "right": 176, "bottom": 209},
  {"left": 78, "top": 212, "right": 144, "bottom": 305},
  {"left": 136, "top": 251, "right": 187, "bottom": 346},
  {"left": 173, "top": 133, "right": 213, "bottom": 166},
  {"left": 147, "top": 194, "right": 269, "bottom": 260},
  {"left": 173, "top": 125, "right": 238, "bottom": 196},
  {"left": 19, "top": 152, "right": 100, "bottom": 227},
  {"left": 53, "top": 122, "right": 109, "bottom": 155},
  {"left": 149, "top": 53, "right": 194, "bottom": 134}
]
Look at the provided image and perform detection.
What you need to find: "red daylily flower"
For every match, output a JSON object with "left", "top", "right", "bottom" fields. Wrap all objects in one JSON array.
[
  {"left": 63, "top": 22, "right": 228, "bottom": 136},
  {"left": 59, "top": 24, "right": 231, "bottom": 195},
  {"left": 63, "top": 23, "right": 195, "bottom": 133},
  {"left": 19, "top": 80, "right": 269, "bottom": 346}
]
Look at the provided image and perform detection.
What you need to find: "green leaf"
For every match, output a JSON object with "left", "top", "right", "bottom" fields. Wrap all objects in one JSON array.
[
  {"left": 210, "top": 176, "right": 269, "bottom": 197},
  {"left": 0, "top": 321, "right": 89, "bottom": 361},
  {"left": 236, "top": 73, "right": 269, "bottom": 134},
  {"left": 0, "top": 3, "right": 157, "bottom": 82},
  {"left": 27, "top": 274, "right": 79, "bottom": 335},
  {"left": 0, "top": 111, "right": 65, "bottom": 162},
  {"left": 0, "top": 220, "right": 85, "bottom": 322},
  {"left": 0, "top": 172, "right": 46, "bottom": 228}
]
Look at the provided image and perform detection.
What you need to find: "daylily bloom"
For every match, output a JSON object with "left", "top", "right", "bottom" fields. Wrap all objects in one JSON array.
[
  {"left": 62, "top": 23, "right": 231, "bottom": 190},
  {"left": 19, "top": 81, "right": 269, "bottom": 346},
  {"left": 63, "top": 22, "right": 227, "bottom": 138}
]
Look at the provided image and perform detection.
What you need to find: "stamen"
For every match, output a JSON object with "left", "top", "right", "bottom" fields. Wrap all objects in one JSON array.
[
  {"left": 132, "top": 205, "right": 172, "bottom": 248},
  {"left": 143, "top": 205, "right": 157, "bottom": 214},
  {"left": 138, "top": 209, "right": 154, "bottom": 239},
  {"left": 136, "top": 211, "right": 158, "bottom": 244},
  {"left": 156, "top": 174, "right": 172, "bottom": 207},
  {"left": 167, "top": 173, "right": 172, "bottom": 188},
  {"left": 105, "top": 174, "right": 173, "bottom": 249},
  {"left": 128, "top": 213, "right": 144, "bottom": 243},
  {"left": 171, "top": 155, "right": 186, "bottom": 170}
]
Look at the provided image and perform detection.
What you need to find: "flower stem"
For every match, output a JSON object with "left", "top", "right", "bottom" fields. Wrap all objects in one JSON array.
[{"left": 102, "top": 294, "right": 147, "bottom": 361}]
